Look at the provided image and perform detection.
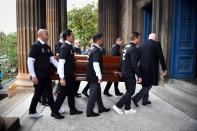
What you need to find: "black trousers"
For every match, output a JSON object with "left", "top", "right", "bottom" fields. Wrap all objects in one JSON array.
[
  {"left": 74, "top": 80, "right": 81, "bottom": 94},
  {"left": 133, "top": 85, "right": 152, "bottom": 103},
  {"left": 54, "top": 80, "right": 76, "bottom": 111},
  {"left": 86, "top": 82, "right": 105, "bottom": 114},
  {"left": 54, "top": 81, "right": 61, "bottom": 95},
  {"left": 40, "top": 91, "right": 48, "bottom": 103},
  {"left": 29, "top": 78, "right": 57, "bottom": 114},
  {"left": 82, "top": 83, "right": 89, "bottom": 93},
  {"left": 104, "top": 82, "right": 120, "bottom": 93},
  {"left": 116, "top": 78, "right": 136, "bottom": 110}
]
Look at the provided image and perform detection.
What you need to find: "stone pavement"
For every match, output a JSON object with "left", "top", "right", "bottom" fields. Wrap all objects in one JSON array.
[{"left": 17, "top": 81, "right": 197, "bottom": 131}]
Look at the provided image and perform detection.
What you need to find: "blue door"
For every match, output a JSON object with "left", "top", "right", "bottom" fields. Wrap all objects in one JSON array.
[
  {"left": 143, "top": 4, "right": 152, "bottom": 42},
  {"left": 171, "top": 0, "right": 197, "bottom": 79}
]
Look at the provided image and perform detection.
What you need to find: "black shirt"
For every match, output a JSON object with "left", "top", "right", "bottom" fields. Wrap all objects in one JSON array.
[
  {"left": 100, "top": 46, "right": 106, "bottom": 55},
  {"left": 121, "top": 42, "right": 141, "bottom": 79},
  {"left": 59, "top": 42, "right": 75, "bottom": 80},
  {"left": 73, "top": 46, "right": 82, "bottom": 54},
  {"left": 29, "top": 41, "right": 53, "bottom": 78},
  {"left": 55, "top": 41, "right": 63, "bottom": 55},
  {"left": 111, "top": 43, "right": 121, "bottom": 56},
  {"left": 86, "top": 45, "right": 103, "bottom": 83}
]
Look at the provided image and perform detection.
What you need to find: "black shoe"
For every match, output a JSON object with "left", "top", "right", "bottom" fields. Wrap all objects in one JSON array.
[
  {"left": 104, "top": 92, "right": 113, "bottom": 97},
  {"left": 86, "top": 112, "right": 100, "bottom": 117},
  {"left": 115, "top": 92, "right": 123, "bottom": 96},
  {"left": 70, "top": 109, "right": 83, "bottom": 115},
  {"left": 82, "top": 91, "right": 89, "bottom": 97},
  {"left": 142, "top": 101, "right": 152, "bottom": 105},
  {"left": 75, "top": 93, "right": 81, "bottom": 97},
  {"left": 98, "top": 108, "right": 111, "bottom": 113},
  {"left": 51, "top": 113, "right": 65, "bottom": 119},
  {"left": 132, "top": 99, "right": 139, "bottom": 107}
]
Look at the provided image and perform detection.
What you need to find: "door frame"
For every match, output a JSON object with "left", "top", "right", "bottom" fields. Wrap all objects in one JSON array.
[{"left": 143, "top": 3, "right": 152, "bottom": 42}]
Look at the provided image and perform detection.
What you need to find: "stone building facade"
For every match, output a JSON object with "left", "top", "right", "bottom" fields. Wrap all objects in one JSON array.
[
  {"left": 100, "top": 0, "right": 197, "bottom": 79},
  {"left": 15, "top": 0, "right": 197, "bottom": 88}
]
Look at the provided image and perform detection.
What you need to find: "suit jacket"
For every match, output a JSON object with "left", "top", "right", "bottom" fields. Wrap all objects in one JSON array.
[
  {"left": 111, "top": 43, "right": 121, "bottom": 56},
  {"left": 55, "top": 41, "right": 63, "bottom": 55},
  {"left": 139, "top": 39, "right": 167, "bottom": 86}
]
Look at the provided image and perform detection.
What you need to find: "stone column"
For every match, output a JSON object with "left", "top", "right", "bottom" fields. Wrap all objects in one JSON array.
[
  {"left": 160, "top": 0, "right": 173, "bottom": 72},
  {"left": 98, "top": 0, "right": 119, "bottom": 55},
  {"left": 152, "top": 0, "right": 160, "bottom": 34},
  {"left": 59, "top": 0, "right": 67, "bottom": 32},
  {"left": 120, "top": 0, "right": 133, "bottom": 43},
  {"left": 15, "top": 0, "right": 45, "bottom": 88},
  {"left": 46, "top": 0, "right": 67, "bottom": 52}
]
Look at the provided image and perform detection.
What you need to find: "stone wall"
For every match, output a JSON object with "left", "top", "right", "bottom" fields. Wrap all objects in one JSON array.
[{"left": 119, "top": 0, "right": 173, "bottom": 71}]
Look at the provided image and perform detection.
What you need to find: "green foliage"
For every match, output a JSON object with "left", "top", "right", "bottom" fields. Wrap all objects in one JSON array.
[
  {"left": 0, "top": 32, "right": 17, "bottom": 67},
  {"left": 68, "top": 3, "right": 98, "bottom": 47}
]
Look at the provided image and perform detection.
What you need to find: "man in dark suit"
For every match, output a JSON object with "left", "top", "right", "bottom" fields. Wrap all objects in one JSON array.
[
  {"left": 86, "top": 33, "right": 110, "bottom": 117},
  {"left": 113, "top": 32, "right": 142, "bottom": 115},
  {"left": 81, "top": 43, "right": 106, "bottom": 98},
  {"left": 55, "top": 29, "right": 83, "bottom": 116},
  {"left": 103, "top": 37, "right": 124, "bottom": 96},
  {"left": 52, "top": 32, "right": 66, "bottom": 114},
  {"left": 27, "top": 29, "right": 64, "bottom": 119},
  {"left": 55, "top": 32, "right": 64, "bottom": 56},
  {"left": 132, "top": 33, "right": 167, "bottom": 107},
  {"left": 73, "top": 39, "right": 82, "bottom": 97},
  {"left": 53, "top": 32, "right": 64, "bottom": 97}
]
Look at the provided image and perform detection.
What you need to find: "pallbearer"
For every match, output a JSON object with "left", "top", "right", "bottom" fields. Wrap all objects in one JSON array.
[
  {"left": 103, "top": 37, "right": 124, "bottom": 96},
  {"left": 86, "top": 33, "right": 110, "bottom": 117},
  {"left": 113, "top": 32, "right": 142, "bottom": 115},
  {"left": 55, "top": 29, "right": 83, "bottom": 116},
  {"left": 27, "top": 29, "right": 64, "bottom": 119}
]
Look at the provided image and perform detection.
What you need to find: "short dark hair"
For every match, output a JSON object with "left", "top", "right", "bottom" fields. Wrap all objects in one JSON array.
[
  {"left": 93, "top": 33, "right": 103, "bottom": 43},
  {"left": 116, "top": 37, "right": 123, "bottom": 42},
  {"left": 62, "top": 29, "right": 72, "bottom": 41},
  {"left": 130, "top": 32, "right": 141, "bottom": 41}
]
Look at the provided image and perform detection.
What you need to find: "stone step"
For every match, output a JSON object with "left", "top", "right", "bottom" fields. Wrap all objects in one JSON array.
[
  {"left": 151, "top": 84, "right": 197, "bottom": 120},
  {"left": 0, "top": 93, "right": 29, "bottom": 115},
  {"left": 4, "top": 117, "right": 20, "bottom": 131},
  {"left": 18, "top": 104, "right": 46, "bottom": 131},
  {"left": 169, "top": 79, "right": 197, "bottom": 97},
  {"left": 164, "top": 83, "right": 197, "bottom": 104},
  {"left": 0, "top": 92, "right": 34, "bottom": 131}
]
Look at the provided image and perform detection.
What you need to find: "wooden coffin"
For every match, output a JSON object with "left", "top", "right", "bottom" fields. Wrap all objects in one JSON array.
[{"left": 50, "top": 55, "right": 122, "bottom": 82}]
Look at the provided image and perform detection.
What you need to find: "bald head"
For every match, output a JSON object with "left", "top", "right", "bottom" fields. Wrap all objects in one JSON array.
[
  {"left": 148, "top": 33, "right": 158, "bottom": 41},
  {"left": 37, "top": 29, "right": 49, "bottom": 42},
  {"left": 74, "top": 39, "right": 81, "bottom": 47}
]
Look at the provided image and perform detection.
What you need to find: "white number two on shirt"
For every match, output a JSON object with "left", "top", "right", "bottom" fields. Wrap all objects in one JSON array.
[{"left": 122, "top": 49, "right": 126, "bottom": 60}]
